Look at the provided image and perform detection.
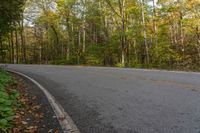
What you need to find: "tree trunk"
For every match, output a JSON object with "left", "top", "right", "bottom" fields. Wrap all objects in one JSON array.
[
  {"left": 82, "top": 0, "right": 86, "bottom": 53},
  {"left": 66, "top": 31, "right": 70, "bottom": 60},
  {"left": 177, "top": 0, "right": 184, "bottom": 61},
  {"left": 170, "top": 25, "right": 174, "bottom": 45},
  {"left": 196, "top": 27, "right": 200, "bottom": 59},
  {"left": 51, "top": 25, "right": 60, "bottom": 58},
  {"left": 8, "top": 35, "right": 12, "bottom": 63},
  {"left": 83, "top": 22, "right": 86, "bottom": 53},
  {"left": 78, "top": 30, "right": 81, "bottom": 65},
  {"left": 141, "top": 0, "right": 149, "bottom": 65},
  {"left": 11, "top": 31, "right": 15, "bottom": 63},
  {"left": 152, "top": 0, "right": 157, "bottom": 46},
  {"left": 15, "top": 30, "right": 19, "bottom": 64},
  {"left": 0, "top": 36, "right": 3, "bottom": 62},
  {"left": 152, "top": 0, "right": 158, "bottom": 63},
  {"left": 19, "top": 20, "right": 26, "bottom": 63},
  {"left": 119, "top": 0, "right": 126, "bottom": 67},
  {"left": 179, "top": 13, "right": 184, "bottom": 57},
  {"left": 66, "top": 18, "right": 70, "bottom": 60}
]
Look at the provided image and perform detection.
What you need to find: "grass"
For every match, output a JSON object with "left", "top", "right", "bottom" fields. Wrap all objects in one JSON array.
[{"left": 0, "top": 69, "right": 19, "bottom": 132}]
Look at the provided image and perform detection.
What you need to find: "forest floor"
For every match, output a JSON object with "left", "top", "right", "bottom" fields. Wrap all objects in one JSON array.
[
  {"left": 0, "top": 69, "right": 62, "bottom": 133},
  {"left": 12, "top": 73, "right": 63, "bottom": 133}
]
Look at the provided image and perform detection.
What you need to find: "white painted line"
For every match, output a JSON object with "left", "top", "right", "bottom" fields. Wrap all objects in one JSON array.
[{"left": 7, "top": 69, "right": 80, "bottom": 133}]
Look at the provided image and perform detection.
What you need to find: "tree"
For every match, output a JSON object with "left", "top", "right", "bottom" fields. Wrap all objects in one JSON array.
[
  {"left": 0, "top": 0, "right": 26, "bottom": 63},
  {"left": 1, "top": 0, "right": 200, "bottom": 71}
]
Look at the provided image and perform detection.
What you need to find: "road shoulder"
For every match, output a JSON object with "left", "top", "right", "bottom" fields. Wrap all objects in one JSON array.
[{"left": 12, "top": 73, "right": 63, "bottom": 132}]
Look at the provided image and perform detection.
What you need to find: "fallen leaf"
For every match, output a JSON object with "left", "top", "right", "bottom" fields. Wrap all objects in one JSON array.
[
  {"left": 22, "top": 121, "right": 28, "bottom": 125},
  {"left": 48, "top": 129, "right": 53, "bottom": 133}
]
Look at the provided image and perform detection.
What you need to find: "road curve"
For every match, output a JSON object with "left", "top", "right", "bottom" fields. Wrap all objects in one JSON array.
[{"left": 5, "top": 64, "right": 200, "bottom": 133}]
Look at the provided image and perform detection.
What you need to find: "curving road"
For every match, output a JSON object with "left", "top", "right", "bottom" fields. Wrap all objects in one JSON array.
[{"left": 5, "top": 64, "right": 200, "bottom": 133}]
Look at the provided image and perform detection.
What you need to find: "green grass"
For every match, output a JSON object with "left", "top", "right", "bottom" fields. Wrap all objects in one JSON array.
[{"left": 0, "top": 69, "right": 19, "bottom": 132}]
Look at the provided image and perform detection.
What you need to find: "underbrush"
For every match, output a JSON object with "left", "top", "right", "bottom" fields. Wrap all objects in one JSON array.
[{"left": 0, "top": 69, "right": 19, "bottom": 132}]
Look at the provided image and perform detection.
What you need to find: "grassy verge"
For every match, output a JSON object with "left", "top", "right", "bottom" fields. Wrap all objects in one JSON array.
[{"left": 0, "top": 69, "right": 19, "bottom": 132}]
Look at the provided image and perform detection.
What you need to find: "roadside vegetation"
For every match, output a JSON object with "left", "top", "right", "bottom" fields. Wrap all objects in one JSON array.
[
  {"left": 0, "top": 70, "right": 62, "bottom": 132},
  {"left": 0, "top": 69, "right": 19, "bottom": 132}
]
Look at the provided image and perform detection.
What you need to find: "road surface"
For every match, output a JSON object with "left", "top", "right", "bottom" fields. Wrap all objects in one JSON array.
[{"left": 5, "top": 64, "right": 200, "bottom": 133}]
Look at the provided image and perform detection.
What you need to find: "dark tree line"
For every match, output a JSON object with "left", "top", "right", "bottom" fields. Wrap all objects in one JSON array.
[{"left": 0, "top": 0, "right": 26, "bottom": 63}]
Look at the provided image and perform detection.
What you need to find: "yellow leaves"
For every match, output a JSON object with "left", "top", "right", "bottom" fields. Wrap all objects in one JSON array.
[
  {"left": 57, "top": 0, "right": 65, "bottom": 7},
  {"left": 126, "top": 2, "right": 139, "bottom": 14},
  {"left": 38, "top": 10, "right": 60, "bottom": 26},
  {"left": 185, "top": 0, "right": 200, "bottom": 9}
]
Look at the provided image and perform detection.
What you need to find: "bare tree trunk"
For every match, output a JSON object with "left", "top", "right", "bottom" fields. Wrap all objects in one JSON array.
[
  {"left": 196, "top": 27, "right": 200, "bottom": 59},
  {"left": 83, "top": 21, "right": 86, "bottom": 53},
  {"left": 152, "top": 0, "right": 158, "bottom": 62},
  {"left": 8, "top": 35, "right": 12, "bottom": 63},
  {"left": 40, "top": 29, "right": 43, "bottom": 63},
  {"left": 127, "top": 42, "right": 130, "bottom": 67},
  {"left": 177, "top": 0, "right": 184, "bottom": 62},
  {"left": 11, "top": 31, "right": 15, "bottom": 63},
  {"left": 82, "top": 0, "right": 86, "bottom": 53},
  {"left": 66, "top": 31, "right": 70, "bottom": 60},
  {"left": 51, "top": 25, "right": 60, "bottom": 59},
  {"left": 179, "top": 13, "right": 184, "bottom": 56},
  {"left": 141, "top": 0, "right": 149, "bottom": 65},
  {"left": 15, "top": 30, "right": 19, "bottom": 64},
  {"left": 78, "top": 30, "right": 81, "bottom": 64},
  {"left": 72, "top": 23, "right": 75, "bottom": 52},
  {"left": 66, "top": 17, "right": 70, "bottom": 60},
  {"left": 152, "top": 0, "right": 157, "bottom": 46},
  {"left": 0, "top": 36, "right": 3, "bottom": 62},
  {"left": 19, "top": 20, "right": 26, "bottom": 63},
  {"left": 118, "top": 0, "right": 126, "bottom": 66}
]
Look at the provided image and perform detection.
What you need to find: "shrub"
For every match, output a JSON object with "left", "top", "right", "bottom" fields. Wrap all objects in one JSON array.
[{"left": 0, "top": 69, "right": 19, "bottom": 132}]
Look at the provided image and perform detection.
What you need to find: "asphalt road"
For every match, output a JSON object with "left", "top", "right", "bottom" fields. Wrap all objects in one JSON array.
[{"left": 5, "top": 64, "right": 200, "bottom": 133}]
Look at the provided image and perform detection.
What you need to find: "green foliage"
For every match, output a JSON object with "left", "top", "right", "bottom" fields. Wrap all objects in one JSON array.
[
  {"left": 150, "top": 43, "right": 180, "bottom": 68},
  {"left": 116, "top": 63, "right": 125, "bottom": 68},
  {"left": 0, "top": 0, "right": 25, "bottom": 35},
  {"left": 1, "top": 0, "right": 200, "bottom": 71},
  {"left": 84, "top": 44, "right": 104, "bottom": 65},
  {"left": 0, "top": 69, "right": 19, "bottom": 132}
]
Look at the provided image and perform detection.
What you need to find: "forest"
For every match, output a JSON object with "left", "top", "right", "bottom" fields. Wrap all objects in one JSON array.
[{"left": 0, "top": 0, "right": 200, "bottom": 70}]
